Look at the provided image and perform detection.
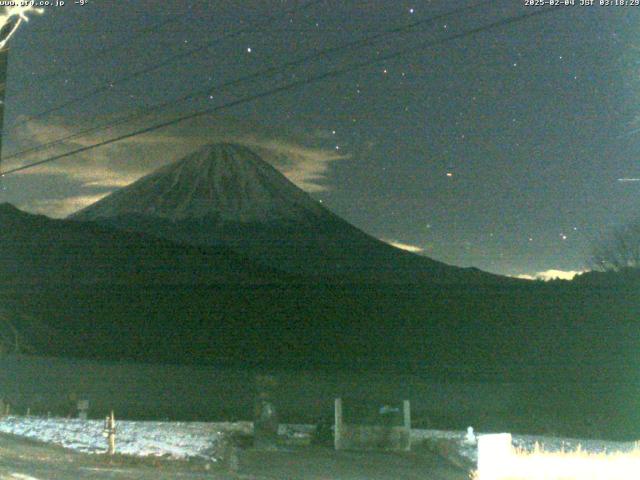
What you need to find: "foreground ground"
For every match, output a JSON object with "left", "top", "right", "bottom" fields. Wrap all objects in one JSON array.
[
  {"left": 0, "top": 432, "right": 468, "bottom": 480},
  {"left": 2, "top": 416, "right": 636, "bottom": 479}
]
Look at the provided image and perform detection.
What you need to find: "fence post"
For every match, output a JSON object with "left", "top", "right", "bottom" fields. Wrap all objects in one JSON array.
[
  {"left": 403, "top": 399, "right": 411, "bottom": 451},
  {"left": 103, "top": 411, "right": 116, "bottom": 455},
  {"left": 254, "top": 374, "right": 279, "bottom": 450},
  {"left": 77, "top": 399, "right": 89, "bottom": 420},
  {"left": 334, "top": 398, "right": 343, "bottom": 450}
]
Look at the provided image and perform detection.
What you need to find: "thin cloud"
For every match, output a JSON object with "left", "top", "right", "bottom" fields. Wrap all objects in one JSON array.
[
  {"left": 515, "top": 274, "right": 536, "bottom": 280},
  {"left": 384, "top": 239, "right": 424, "bottom": 253},
  {"left": 6, "top": 114, "right": 350, "bottom": 215},
  {"left": 242, "top": 137, "right": 348, "bottom": 192},
  {"left": 8, "top": 116, "right": 192, "bottom": 189},
  {"left": 514, "top": 269, "right": 586, "bottom": 281},
  {"left": 21, "top": 194, "right": 111, "bottom": 218}
]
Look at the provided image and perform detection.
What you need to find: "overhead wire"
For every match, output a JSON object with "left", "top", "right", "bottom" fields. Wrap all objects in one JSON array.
[
  {"left": 0, "top": 5, "right": 566, "bottom": 177},
  {"left": 2, "top": 0, "right": 325, "bottom": 135},
  {"left": 2, "top": 0, "right": 494, "bottom": 163}
]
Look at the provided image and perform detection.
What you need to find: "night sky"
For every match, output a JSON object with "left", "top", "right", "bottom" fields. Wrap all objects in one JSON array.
[{"left": 0, "top": 0, "right": 638, "bottom": 278}]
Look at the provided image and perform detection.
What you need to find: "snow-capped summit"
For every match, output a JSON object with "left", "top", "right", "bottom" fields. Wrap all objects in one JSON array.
[{"left": 72, "top": 143, "right": 324, "bottom": 223}]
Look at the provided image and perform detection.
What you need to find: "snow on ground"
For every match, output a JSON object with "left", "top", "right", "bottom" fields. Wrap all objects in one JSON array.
[
  {"left": 0, "top": 415, "right": 636, "bottom": 466},
  {"left": 0, "top": 416, "right": 251, "bottom": 459},
  {"left": 412, "top": 428, "right": 639, "bottom": 464}
]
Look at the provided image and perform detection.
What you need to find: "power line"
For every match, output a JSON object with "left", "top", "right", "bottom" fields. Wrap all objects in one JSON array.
[
  {"left": 1, "top": 5, "right": 562, "bottom": 176},
  {"left": 0, "top": 6, "right": 565, "bottom": 178},
  {"left": 2, "top": 0, "right": 325, "bottom": 135},
  {"left": 2, "top": 0, "right": 494, "bottom": 163}
]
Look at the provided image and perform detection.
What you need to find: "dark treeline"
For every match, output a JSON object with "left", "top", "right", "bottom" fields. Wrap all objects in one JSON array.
[{"left": 3, "top": 278, "right": 637, "bottom": 377}]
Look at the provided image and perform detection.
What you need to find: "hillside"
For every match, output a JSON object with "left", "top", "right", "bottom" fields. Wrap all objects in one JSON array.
[{"left": 0, "top": 202, "right": 280, "bottom": 287}]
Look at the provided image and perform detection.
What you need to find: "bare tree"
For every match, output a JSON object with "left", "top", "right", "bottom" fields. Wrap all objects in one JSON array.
[{"left": 590, "top": 221, "right": 640, "bottom": 272}]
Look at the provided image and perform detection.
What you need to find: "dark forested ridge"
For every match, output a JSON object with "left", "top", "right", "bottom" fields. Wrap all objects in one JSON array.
[
  {"left": 0, "top": 202, "right": 281, "bottom": 286},
  {"left": 2, "top": 203, "right": 640, "bottom": 439},
  {"left": 1, "top": 203, "right": 638, "bottom": 381}
]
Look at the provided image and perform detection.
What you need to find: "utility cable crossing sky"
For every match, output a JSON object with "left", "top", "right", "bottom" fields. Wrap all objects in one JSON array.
[
  {"left": 0, "top": 5, "right": 564, "bottom": 178},
  {"left": 1, "top": 0, "right": 495, "bottom": 165},
  {"left": 2, "top": 0, "right": 324, "bottom": 135},
  {"left": 0, "top": 5, "right": 43, "bottom": 178}
]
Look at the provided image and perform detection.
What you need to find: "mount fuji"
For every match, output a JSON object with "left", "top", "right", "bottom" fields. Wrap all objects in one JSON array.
[
  {"left": 71, "top": 143, "right": 505, "bottom": 284},
  {"left": 72, "top": 143, "right": 325, "bottom": 224}
]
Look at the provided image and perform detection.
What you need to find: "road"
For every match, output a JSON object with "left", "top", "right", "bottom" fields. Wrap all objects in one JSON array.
[{"left": 0, "top": 432, "right": 469, "bottom": 479}]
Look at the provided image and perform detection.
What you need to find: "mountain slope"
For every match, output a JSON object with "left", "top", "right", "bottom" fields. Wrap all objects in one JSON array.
[
  {"left": 71, "top": 143, "right": 507, "bottom": 284},
  {"left": 0, "top": 203, "right": 279, "bottom": 286}
]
